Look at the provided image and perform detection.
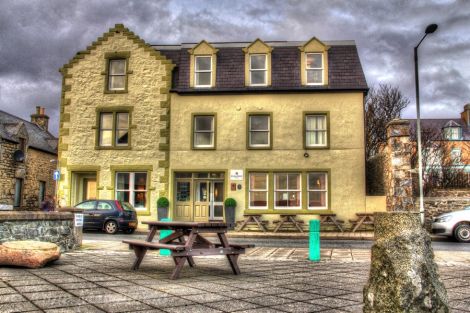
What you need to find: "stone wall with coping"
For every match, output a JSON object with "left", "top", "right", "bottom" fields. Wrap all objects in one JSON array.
[{"left": 0, "top": 211, "right": 78, "bottom": 251}]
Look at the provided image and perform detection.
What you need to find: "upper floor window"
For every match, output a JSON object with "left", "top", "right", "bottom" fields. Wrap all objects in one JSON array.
[
  {"left": 248, "top": 114, "right": 271, "bottom": 149},
  {"left": 306, "top": 53, "right": 323, "bottom": 85},
  {"left": 444, "top": 127, "right": 461, "bottom": 140},
  {"left": 250, "top": 54, "right": 267, "bottom": 86},
  {"left": 450, "top": 148, "right": 462, "bottom": 164},
  {"left": 195, "top": 56, "right": 212, "bottom": 87},
  {"left": 305, "top": 113, "right": 328, "bottom": 148},
  {"left": 98, "top": 112, "right": 130, "bottom": 148},
  {"left": 193, "top": 115, "right": 215, "bottom": 149},
  {"left": 108, "top": 59, "right": 126, "bottom": 90}
]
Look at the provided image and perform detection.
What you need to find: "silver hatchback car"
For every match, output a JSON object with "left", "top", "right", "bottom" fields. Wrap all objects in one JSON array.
[{"left": 432, "top": 206, "right": 470, "bottom": 242}]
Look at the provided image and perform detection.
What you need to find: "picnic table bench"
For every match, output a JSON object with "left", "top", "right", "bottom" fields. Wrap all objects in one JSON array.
[
  {"left": 273, "top": 214, "right": 304, "bottom": 233},
  {"left": 319, "top": 213, "right": 344, "bottom": 232},
  {"left": 349, "top": 212, "right": 375, "bottom": 232},
  {"left": 123, "top": 221, "right": 254, "bottom": 279},
  {"left": 235, "top": 214, "right": 268, "bottom": 232}
]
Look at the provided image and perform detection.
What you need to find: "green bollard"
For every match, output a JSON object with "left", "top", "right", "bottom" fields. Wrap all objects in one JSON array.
[
  {"left": 309, "top": 219, "right": 320, "bottom": 262},
  {"left": 159, "top": 218, "right": 172, "bottom": 256}
]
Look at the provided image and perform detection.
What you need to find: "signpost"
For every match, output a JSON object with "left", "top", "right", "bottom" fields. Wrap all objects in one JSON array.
[{"left": 53, "top": 170, "right": 60, "bottom": 210}]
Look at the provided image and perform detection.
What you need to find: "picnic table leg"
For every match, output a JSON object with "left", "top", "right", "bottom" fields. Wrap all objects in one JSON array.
[
  {"left": 236, "top": 216, "right": 251, "bottom": 231},
  {"left": 273, "top": 217, "right": 285, "bottom": 233},
  {"left": 352, "top": 216, "right": 366, "bottom": 233},
  {"left": 131, "top": 246, "right": 147, "bottom": 270},
  {"left": 333, "top": 219, "right": 344, "bottom": 233},
  {"left": 253, "top": 216, "right": 267, "bottom": 232},
  {"left": 170, "top": 257, "right": 187, "bottom": 280},
  {"left": 178, "top": 234, "right": 196, "bottom": 267},
  {"left": 218, "top": 233, "right": 241, "bottom": 275},
  {"left": 288, "top": 216, "right": 304, "bottom": 233}
]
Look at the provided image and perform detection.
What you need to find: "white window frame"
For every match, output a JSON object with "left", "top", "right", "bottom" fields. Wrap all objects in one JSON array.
[
  {"left": 307, "top": 172, "right": 328, "bottom": 210},
  {"left": 249, "top": 115, "right": 270, "bottom": 148},
  {"left": 193, "top": 115, "right": 215, "bottom": 148},
  {"left": 274, "top": 173, "right": 302, "bottom": 210},
  {"left": 450, "top": 148, "right": 462, "bottom": 164},
  {"left": 248, "top": 173, "right": 269, "bottom": 209},
  {"left": 195, "top": 55, "right": 212, "bottom": 88},
  {"left": 115, "top": 172, "right": 148, "bottom": 211},
  {"left": 115, "top": 112, "right": 129, "bottom": 146},
  {"left": 99, "top": 113, "right": 113, "bottom": 147},
  {"left": 249, "top": 54, "right": 267, "bottom": 86},
  {"left": 305, "top": 114, "right": 328, "bottom": 147},
  {"left": 306, "top": 53, "right": 324, "bottom": 85},
  {"left": 108, "top": 59, "right": 126, "bottom": 91}
]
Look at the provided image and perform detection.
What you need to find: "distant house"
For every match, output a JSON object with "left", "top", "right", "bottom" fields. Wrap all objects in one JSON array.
[
  {"left": 0, "top": 107, "right": 58, "bottom": 210},
  {"left": 58, "top": 24, "right": 383, "bottom": 226}
]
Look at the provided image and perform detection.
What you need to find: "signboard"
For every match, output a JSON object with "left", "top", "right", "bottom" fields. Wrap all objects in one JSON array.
[
  {"left": 0, "top": 204, "right": 13, "bottom": 211},
  {"left": 74, "top": 213, "right": 84, "bottom": 227},
  {"left": 53, "top": 170, "right": 61, "bottom": 181},
  {"left": 230, "top": 169, "right": 244, "bottom": 181}
]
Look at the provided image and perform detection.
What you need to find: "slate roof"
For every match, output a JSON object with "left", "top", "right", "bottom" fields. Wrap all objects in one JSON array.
[
  {"left": 408, "top": 118, "right": 470, "bottom": 141},
  {"left": 155, "top": 40, "right": 368, "bottom": 93},
  {"left": 0, "top": 110, "right": 58, "bottom": 154}
]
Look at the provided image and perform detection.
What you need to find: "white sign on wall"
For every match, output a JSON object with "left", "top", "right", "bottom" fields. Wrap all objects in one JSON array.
[
  {"left": 0, "top": 204, "right": 13, "bottom": 211},
  {"left": 230, "top": 169, "right": 244, "bottom": 181},
  {"left": 74, "top": 213, "right": 84, "bottom": 227}
]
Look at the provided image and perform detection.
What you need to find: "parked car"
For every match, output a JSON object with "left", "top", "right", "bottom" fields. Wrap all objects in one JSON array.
[
  {"left": 74, "top": 200, "right": 138, "bottom": 234},
  {"left": 432, "top": 206, "right": 470, "bottom": 242}
]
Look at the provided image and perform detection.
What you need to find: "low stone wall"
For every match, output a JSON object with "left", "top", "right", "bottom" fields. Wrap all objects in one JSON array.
[
  {"left": 0, "top": 211, "right": 79, "bottom": 251},
  {"left": 420, "top": 189, "right": 470, "bottom": 230}
]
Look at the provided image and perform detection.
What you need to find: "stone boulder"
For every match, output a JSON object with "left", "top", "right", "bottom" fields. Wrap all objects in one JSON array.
[
  {"left": 364, "top": 212, "right": 449, "bottom": 313},
  {"left": 0, "top": 240, "right": 60, "bottom": 268}
]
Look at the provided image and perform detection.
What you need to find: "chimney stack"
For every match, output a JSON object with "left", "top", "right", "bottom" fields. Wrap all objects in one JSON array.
[
  {"left": 461, "top": 103, "right": 470, "bottom": 127},
  {"left": 30, "top": 106, "right": 49, "bottom": 131}
]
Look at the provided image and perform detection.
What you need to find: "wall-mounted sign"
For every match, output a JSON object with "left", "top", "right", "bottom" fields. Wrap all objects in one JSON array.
[
  {"left": 53, "top": 170, "right": 61, "bottom": 181},
  {"left": 74, "top": 213, "right": 84, "bottom": 227},
  {"left": 230, "top": 169, "right": 243, "bottom": 181},
  {"left": 0, "top": 204, "right": 13, "bottom": 211}
]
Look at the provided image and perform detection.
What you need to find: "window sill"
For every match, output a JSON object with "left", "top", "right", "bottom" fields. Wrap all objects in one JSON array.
[
  {"left": 304, "top": 145, "right": 330, "bottom": 150},
  {"left": 244, "top": 209, "right": 332, "bottom": 215},
  {"left": 95, "top": 146, "right": 132, "bottom": 150},
  {"left": 104, "top": 90, "right": 128, "bottom": 94},
  {"left": 247, "top": 146, "right": 272, "bottom": 150},
  {"left": 192, "top": 147, "right": 216, "bottom": 150}
]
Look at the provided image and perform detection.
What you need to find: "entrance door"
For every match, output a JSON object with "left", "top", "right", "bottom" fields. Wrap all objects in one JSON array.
[
  {"left": 194, "top": 181, "right": 210, "bottom": 221},
  {"left": 84, "top": 179, "right": 97, "bottom": 200},
  {"left": 174, "top": 180, "right": 192, "bottom": 221},
  {"left": 211, "top": 181, "right": 224, "bottom": 220},
  {"left": 71, "top": 172, "right": 97, "bottom": 206}
]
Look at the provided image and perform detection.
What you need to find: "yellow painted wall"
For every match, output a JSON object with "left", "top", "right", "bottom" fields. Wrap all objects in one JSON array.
[
  {"left": 365, "top": 196, "right": 387, "bottom": 213},
  {"left": 58, "top": 29, "right": 170, "bottom": 223},
  {"left": 169, "top": 92, "right": 367, "bottom": 224}
]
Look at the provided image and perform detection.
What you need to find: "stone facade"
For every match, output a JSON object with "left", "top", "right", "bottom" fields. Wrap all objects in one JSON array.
[
  {"left": 0, "top": 211, "right": 78, "bottom": 251},
  {"left": 0, "top": 138, "right": 56, "bottom": 210},
  {"left": 384, "top": 119, "right": 415, "bottom": 211},
  {"left": 58, "top": 25, "right": 172, "bottom": 222}
]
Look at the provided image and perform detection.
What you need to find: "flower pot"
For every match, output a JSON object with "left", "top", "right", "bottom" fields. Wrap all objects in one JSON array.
[
  {"left": 157, "top": 207, "right": 169, "bottom": 221},
  {"left": 224, "top": 206, "right": 236, "bottom": 230}
]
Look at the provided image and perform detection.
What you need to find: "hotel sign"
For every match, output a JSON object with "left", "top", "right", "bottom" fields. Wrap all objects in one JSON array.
[{"left": 230, "top": 169, "right": 244, "bottom": 181}]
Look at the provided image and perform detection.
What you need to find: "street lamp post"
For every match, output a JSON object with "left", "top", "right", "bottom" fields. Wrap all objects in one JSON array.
[{"left": 414, "top": 23, "right": 438, "bottom": 224}]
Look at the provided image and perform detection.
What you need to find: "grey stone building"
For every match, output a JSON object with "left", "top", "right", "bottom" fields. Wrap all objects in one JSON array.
[{"left": 0, "top": 107, "right": 58, "bottom": 210}]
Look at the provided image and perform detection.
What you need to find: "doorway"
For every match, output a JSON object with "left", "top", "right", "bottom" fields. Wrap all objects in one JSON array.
[
  {"left": 71, "top": 172, "right": 97, "bottom": 206},
  {"left": 174, "top": 172, "right": 225, "bottom": 222}
]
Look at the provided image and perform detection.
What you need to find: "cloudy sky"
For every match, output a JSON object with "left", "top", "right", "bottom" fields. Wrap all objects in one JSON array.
[{"left": 0, "top": 0, "right": 469, "bottom": 135}]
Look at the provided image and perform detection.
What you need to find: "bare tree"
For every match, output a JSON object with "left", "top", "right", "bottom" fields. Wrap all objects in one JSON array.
[{"left": 365, "top": 84, "right": 410, "bottom": 159}]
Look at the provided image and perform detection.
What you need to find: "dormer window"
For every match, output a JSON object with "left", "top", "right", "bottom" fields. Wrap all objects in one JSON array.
[
  {"left": 444, "top": 127, "right": 461, "bottom": 140},
  {"left": 306, "top": 53, "right": 323, "bottom": 85},
  {"left": 249, "top": 54, "right": 267, "bottom": 86},
  {"left": 195, "top": 56, "right": 212, "bottom": 87}
]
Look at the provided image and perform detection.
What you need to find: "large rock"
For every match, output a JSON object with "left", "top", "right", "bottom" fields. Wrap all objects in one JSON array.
[
  {"left": 364, "top": 212, "right": 449, "bottom": 313},
  {"left": 0, "top": 240, "right": 60, "bottom": 268}
]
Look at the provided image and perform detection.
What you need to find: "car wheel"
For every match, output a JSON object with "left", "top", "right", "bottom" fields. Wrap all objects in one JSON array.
[
  {"left": 124, "top": 228, "right": 136, "bottom": 234},
  {"left": 104, "top": 220, "right": 118, "bottom": 234},
  {"left": 454, "top": 224, "right": 470, "bottom": 243}
]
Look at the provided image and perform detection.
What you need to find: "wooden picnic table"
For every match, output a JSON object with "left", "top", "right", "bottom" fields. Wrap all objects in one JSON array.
[
  {"left": 123, "top": 221, "right": 254, "bottom": 279},
  {"left": 319, "top": 213, "right": 344, "bottom": 232},
  {"left": 236, "top": 214, "right": 268, "bottom": 232},
  {"left": 350, "top": 212, "right": 375, "bottom": 232},
  {"left": 273, "top": 214, "right": 304, "bottom": 233}
]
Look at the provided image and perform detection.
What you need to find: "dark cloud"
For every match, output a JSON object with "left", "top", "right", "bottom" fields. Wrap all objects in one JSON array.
[{"left": 0, "top": 0, "right": 469, "bottom": 136}]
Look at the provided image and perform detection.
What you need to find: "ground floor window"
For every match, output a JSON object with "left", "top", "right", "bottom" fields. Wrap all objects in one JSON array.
[
  {"left": 248, "top": 171, "right": 329, "bottom": 210},
  {"left": 39, "top": 181, "right": 46, "bottom": 203},
  {"left": 115, "top": 172, "right": 147, "bottom": 211}
]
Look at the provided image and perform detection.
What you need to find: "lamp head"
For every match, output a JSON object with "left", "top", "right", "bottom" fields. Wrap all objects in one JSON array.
[{"left": 425, "top": 24, "right": 438, "bottom": 34}]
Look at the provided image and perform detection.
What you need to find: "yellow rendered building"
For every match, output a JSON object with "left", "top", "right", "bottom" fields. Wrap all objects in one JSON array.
[{"left": 58, "top": 24, "right": 382, "bottom": 227}]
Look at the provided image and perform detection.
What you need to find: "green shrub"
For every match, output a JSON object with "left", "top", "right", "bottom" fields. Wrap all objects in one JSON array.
[
  {"left": 224, "top": 198, "right": 237, "bottom": 208},
  {"left": 157, "top": 197, "right": 169, "bottom": 208}
]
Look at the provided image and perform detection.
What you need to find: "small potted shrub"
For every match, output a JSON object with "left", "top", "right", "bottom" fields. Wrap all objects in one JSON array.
[
  {"left": 157, "top": 197, "right": 170, "bottom": 221},
  {"left": 224, "top": 198, "right": 237, "bottom": 230}
]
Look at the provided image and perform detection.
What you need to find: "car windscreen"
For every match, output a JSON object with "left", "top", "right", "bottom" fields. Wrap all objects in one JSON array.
[{"left": 120, "top": 201, "right": 135, "bottom": 212}]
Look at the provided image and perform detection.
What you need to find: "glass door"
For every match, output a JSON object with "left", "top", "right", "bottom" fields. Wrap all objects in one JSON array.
[
  {"left": 194, "top": 180, "right": 210, "bottom": 221},
  {"left": 210, "top": 181, "right": 224, "bottom": 220}
]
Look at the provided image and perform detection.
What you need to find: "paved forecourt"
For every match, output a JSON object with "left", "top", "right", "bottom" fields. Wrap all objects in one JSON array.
[{"left": 1, "top": 247, "right": 470, "bottom": 313}]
